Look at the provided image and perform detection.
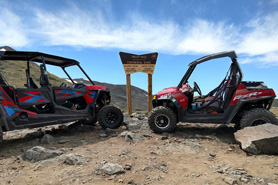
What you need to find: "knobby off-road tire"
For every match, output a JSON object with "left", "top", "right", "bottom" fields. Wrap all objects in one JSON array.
[
  {"left": 148, "top": 106, "right": 177, "bottom": 133},
  {"left": 240, "top": 108, "right": 278, "bottom": 128},
  {"left": 0, "top": 127, "right": 3, "bottom": 143},
  {"left": 98, "top": 105, "right": 123, "bottom": 129}
]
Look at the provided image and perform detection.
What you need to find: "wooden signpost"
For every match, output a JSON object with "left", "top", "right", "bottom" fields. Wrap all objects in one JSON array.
[{"left": 120, "top": 52, "right": 158, "bottom": 115}]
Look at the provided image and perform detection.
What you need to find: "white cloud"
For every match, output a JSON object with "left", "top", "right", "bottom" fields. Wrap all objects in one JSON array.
[
  {"left": 0, "top": 8, "right": 29, "bottom": 47},
  {"left": 33, "top": 9, "right": 179, "bottom": 53},
  {"left": 1, "top": 4, "right": 278, "bottom": 66},
  {"left": 33, "top": 8, "right": 238, "bottom": 55},
  {"left": 238, "top": 13, "right": 278, "bottom": 55},
  {"left": 177, "top": 20, "right": 238, "bottom": 54},
  {"left": 238, "top": 13, "right": 278, "bottom": 64}
]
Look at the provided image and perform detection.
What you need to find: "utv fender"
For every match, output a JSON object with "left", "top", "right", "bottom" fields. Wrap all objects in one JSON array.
[
  {"left": 88, "top": 89, "right": 111, "bottom": 117},
  {"left": 226, "top": 96, "right": 275, "bottom": 124},
  {"left": 152, "top": 96, "right": 183, "bottom": 121}
]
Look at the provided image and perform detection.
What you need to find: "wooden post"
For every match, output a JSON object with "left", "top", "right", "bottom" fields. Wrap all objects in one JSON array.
[
  {"left": 126, "top": 74, "right": 132, "bottom": 115},
  {"left": 148, "top": 74, "right": 152, "bottom": 113},
  {"left": 120, "top": 52, "right": 157, "bottom": 114}
]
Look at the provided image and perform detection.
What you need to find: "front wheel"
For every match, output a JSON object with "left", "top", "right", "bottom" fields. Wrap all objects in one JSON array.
[
  {"left": 240, "top": 108, "right": 278, "bottom": 128},
  {"left": 148, "top": 106, "right": 177, "bottom": 133},
  {"left": 98, "top": 105, "right": 123, "bottom": 129}
]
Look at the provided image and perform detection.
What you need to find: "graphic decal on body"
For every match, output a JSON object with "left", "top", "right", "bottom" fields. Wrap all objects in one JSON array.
[
  {"left": 0, "top": 88, "right": 37, "bottom": 116},
  {"left": 88, "top": 91, "right": 96, "bottom": 99},
  {"left": 0, "top": 89, "right": 12, "bottom": 101},
  {"left": 18, "top": 91, "right": 45, "bottom": 103},
  {"left": 233, "top": 92, "right": 263, "bottom": 101},
  {"left": 55, "top": 90, "right": 81, "bottom": 97},
  {"left": 3, "top": 105, "right": 21, "bottom": 116}
]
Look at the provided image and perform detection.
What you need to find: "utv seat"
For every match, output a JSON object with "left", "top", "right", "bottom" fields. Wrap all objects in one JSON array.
[
  {"left": 0, "top": 74, "right": 15, "bottom": 101},
  {"left": 0, "top": 74, "right": 8, "bottom": 86},
  {"left": 27, "top": 76, "right": 38, "bottom": 89},
  {"left": 25, "top": 70, "right": 38, "bottom": 89},
  {"left": 199, "top": 62, "right": 239, "bottom": 113},
  {"left": 40, "top": 64, "right": 51, "bottom": 87}
]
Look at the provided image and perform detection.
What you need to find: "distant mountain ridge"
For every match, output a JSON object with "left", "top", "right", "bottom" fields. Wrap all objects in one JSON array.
[{"left": 72, "top": 78, "right": 147, "bottom": 110}]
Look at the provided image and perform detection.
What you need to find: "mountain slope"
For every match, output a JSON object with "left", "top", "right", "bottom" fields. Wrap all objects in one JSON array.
[
  {"left": 73, "top": 78, "right": 147, "bottom": 110},
  {"left": 0, "top": 46, "right": 70, "bottom": 88}
]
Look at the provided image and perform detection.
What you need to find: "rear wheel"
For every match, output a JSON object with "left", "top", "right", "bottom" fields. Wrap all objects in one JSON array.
[
  {"left": 148, "top": 106, "right": 177, "bottom": 133},
  {"left": 240, "top": 108, "right": 278, "bottom": 128},
  {"left": 98, "top": 105, "right": 123, "bottom": 129}
]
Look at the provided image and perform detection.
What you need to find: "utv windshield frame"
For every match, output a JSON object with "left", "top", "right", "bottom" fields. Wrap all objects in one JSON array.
[{"left": 177, "top": 51, "right": 242, "bottom": 89}]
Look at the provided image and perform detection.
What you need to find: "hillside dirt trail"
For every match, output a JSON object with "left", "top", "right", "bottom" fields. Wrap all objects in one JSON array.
[{"left": 0, "top": 115, "right": 278, "bottom": 185}]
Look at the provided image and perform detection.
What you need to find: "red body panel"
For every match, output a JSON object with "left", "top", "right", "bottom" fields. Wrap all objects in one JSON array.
[
  {"left": 156, "top": 84, "right": 191, "bottom": 109},
  {"left": 0, "top": 87, "right": 37, "bottom": 117},
  {"left": 230, "top": 84, "right": 275, "bottom": 105},
  {"left": 83, "top": 85, "right": 107, "bottom": 104}
]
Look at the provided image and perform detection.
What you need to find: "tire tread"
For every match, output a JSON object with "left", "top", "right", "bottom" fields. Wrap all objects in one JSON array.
[
  {"left": 98, "top": 105, "right": 123, "bottom": 129},
  {"left": 148, "top": 106, "right": 177, "bottom": 133},
  {"left": 240, "top": 108, "right": 278, "bottom": 128}
]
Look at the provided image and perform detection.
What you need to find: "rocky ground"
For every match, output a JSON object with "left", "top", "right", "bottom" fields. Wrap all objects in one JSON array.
[{"left": 0, "top": 113, "right": 278, "bottom": 185}]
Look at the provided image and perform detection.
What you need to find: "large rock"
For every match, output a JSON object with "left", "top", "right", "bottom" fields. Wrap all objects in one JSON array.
[
  {"left": 63, "top": 154, "right": 89, "bottom": 165},
  {"left": 100, "top": 163, "right": 125, "bottom": 175},
  {"left": 40, "top": 134, "right": 54, "bottom": 144},
  {"left": 234, "top": 123, "right": 278, "bottom": 155},
  {"left": 22, "top": 146, "right": 63, "bottom": 162},
  {"left": 123, "top": 131, "right": 141, "bottom": 143}
]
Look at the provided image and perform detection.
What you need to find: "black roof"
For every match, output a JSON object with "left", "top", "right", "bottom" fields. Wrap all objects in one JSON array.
[
  {"left": 0, "top": 51, "right": 79, "bottom": 67},
  {"left": 188, "top": 51, "right": 237, "bottom": 66}
]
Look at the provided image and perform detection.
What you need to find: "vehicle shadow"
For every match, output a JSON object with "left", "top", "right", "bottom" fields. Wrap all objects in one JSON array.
[
  {"left": 0, "top": 122, "right": 123, "bottom": 159},
  {"left": 173, "top": 123, "right": 237, "bottom": 144}
]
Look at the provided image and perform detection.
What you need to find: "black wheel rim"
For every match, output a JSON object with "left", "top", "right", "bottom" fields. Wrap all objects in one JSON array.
[
  {"left": 154, "top": 114, "right": 170, "bottom": 128},
  {"left": 252, "top": 118, "right": 269, "bottom": 126},
  {"left": 105, "top": 112, "right": 118, "bottom": 125}
]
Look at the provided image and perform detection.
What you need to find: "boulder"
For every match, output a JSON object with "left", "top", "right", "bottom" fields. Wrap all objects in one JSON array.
[
  {"left": 22, "top": 146, "right": 63, "bottom": 162},
  {"left": 41, "top": 134, "right": 54, "bottom": 144},
  {"left": 63, "top": 153, "right": 89, "bottom": 165},
  {"left": 124, "top": 131, "right": 141, "bottom": 143},
  {"left": 100, "top": 163, "right": 125, "bottom": 175},
  {"left": 234, "top": 123, "right": 278, "bottom": 155}
]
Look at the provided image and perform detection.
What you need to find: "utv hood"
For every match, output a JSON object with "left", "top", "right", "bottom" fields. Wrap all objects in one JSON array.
[
  {"left": 156, "top": 86, "right": 180, "bottom": 99},
  {"left": 86, "top": 85, "right": 108, "bottom": 91}
]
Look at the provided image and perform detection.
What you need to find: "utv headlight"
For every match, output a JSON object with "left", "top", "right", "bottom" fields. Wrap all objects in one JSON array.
[{"left": 153, "top": 95, "right": 157, "bottom": 100}]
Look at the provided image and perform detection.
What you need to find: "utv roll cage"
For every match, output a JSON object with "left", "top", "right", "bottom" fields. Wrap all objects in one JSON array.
[
  {"left": 177, "top": 51, "right": 243, "bottom": 89},
  {"left": 0, "top": 51, "right": 95, "bottom": 85}
]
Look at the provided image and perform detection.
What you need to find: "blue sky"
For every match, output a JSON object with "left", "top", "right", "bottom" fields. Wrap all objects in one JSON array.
[{"left": 1, "top": 0, "right": 278, "bottom": 95}]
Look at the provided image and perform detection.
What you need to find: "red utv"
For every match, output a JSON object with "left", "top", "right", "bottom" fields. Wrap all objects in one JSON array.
[
  {"left": 149, "top": 51, "right": 277, "bottom": 133},
  {"left": 0, "top": 51, "right": 123, "bottom": 142}
]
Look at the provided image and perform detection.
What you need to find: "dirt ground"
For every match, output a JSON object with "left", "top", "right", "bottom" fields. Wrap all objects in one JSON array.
[{"left": 0, "top": 115, "right": 278, "bottom": 185}]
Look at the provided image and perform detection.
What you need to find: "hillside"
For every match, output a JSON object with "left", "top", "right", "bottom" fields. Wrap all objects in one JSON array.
[
  {"left": 272, "top": 99, "right": 278, "bottom": 107},
  {"left": 0, "top": 46, "right": 70, "bottom": 88},
  {"left": 0, "top": 46, "right": 147, "bottom": 110}
]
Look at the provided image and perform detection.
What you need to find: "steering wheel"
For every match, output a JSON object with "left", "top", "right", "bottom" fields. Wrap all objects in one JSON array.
[
  {"left": 193, "top": 81, "right": 202, "bottom": 95},
  {"left": 60, "top": 82, "right": 67, "bottom": 88}
]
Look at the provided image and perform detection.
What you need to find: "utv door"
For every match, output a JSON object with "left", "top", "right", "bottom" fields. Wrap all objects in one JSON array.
[
  {"left": 16, "top": 88, "right": 52, "bottom": 109},
  {"left": 52, "top": 87, "right": 86, "bottom": 109}
]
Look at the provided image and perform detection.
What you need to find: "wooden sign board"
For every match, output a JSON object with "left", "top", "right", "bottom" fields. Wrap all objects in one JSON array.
[
  {"left": 120, "top": 52, "right": 158, "bottom": 74},
  {"left": 120, "top": 52, "right": 158, "bottom": 115}
]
